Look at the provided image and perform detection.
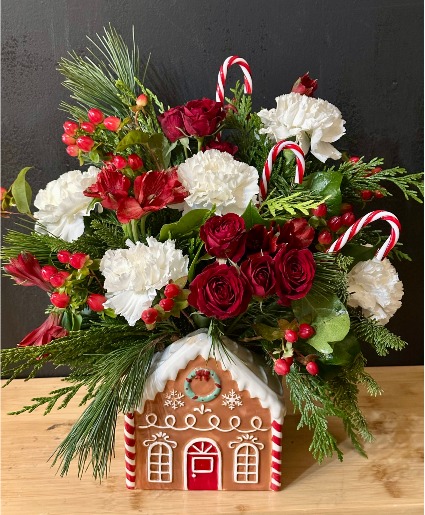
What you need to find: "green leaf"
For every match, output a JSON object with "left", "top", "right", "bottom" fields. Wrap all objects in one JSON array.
[
  {"left": 253, "top": 322, "right": 282, "bottom": 342},
  {"left": 241, "top": 201, "right": 267, "bottom": 229},
  {"left": 292, "top": 292, "right": 350, "bottom": 354},
  {"left": 321, "top": 332, "right": 361, "bottom": 366},
  {"left": 159, "top": 209, "right": 210, "bottom": 241},
  {"left": 148, "top": 133, "right": 171, "bottom": 169},
  {"left": 116, "top": 130, "right": 150, "bottom": 152},
  {"left": 302, "top": 171, "right": 342, "bottom": 216},
  {"left": 11, "top": 167, "right": 32, "bottom": 214},
  {"left": 89, "top": 150, "right": 100, "bottom": 163},
  {"left": 340, "top": 243, "right": 378, "bottom": 268}
]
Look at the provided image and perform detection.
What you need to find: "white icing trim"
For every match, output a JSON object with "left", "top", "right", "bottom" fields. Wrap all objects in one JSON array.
[
  {"left": 136, "top": 330, "right": 285, "bottom": 421},
  {"left": 183, "top": 438, "right": 222, "bottom": 490},
  {"left": 228, "top": 434, "right": 264, "bottom": 450}
]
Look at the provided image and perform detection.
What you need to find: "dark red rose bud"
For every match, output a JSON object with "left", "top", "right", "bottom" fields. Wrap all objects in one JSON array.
[
  {"left": 291, "top": 73, "right": 318, "bottom": 96},
  {"left": 203, "top": 140, "right": 238, "bottom": 156},
  {"left": 200, "top": 213, "right": 246, "bottom": 262},
  {"left": 182, "top": 98, "right": 226, "bottom": 138},
  {"left": 274, "top": 247, "right": 316, "bottom": 306},
  {"left": 274, "top": 358, "right": 290, "bottom": 376},
  {"left": 298, "top": 323, "right": 315, "bottom": 339},
  {"left": 277, "top": 218, "right": 315, "bottom": 249},
  {"left": 188, "top": 262, "right": 252, "bottom": 320},
  {"left": 245, "top": 224, "right": 277, "bottom": 255},
  {"left": 241, "top": 253, "right": 276, "bottom": 298},
  {"left": 158, "top": 106, "right": 186, "bottom": 142}
]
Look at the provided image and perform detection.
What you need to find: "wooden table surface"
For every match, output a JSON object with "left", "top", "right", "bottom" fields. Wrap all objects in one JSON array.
[{"left": 1, "top": 366, "right": 423, "bottom": 514}]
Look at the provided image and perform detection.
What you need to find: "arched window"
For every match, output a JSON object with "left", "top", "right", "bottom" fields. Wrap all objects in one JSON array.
[
  {"left": 234, "top": 443, "right": 259, "bottom": 483},
  {"left": 147, "top": 442, "right": 173, "bottom": 483}
]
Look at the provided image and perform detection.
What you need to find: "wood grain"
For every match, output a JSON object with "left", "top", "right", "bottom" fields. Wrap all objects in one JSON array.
[{"left": 1, "top": 367, "right": 423, "bottom": 514}]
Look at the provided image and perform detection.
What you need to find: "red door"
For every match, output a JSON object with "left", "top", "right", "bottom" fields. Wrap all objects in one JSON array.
[{"left": 185, "top": 439, "right": 221, "bottom": 490}]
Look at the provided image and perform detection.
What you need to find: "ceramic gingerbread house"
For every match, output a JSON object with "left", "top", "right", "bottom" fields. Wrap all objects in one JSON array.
[{"left": 124, "top": 330, "right": 285, "bottom": 491}]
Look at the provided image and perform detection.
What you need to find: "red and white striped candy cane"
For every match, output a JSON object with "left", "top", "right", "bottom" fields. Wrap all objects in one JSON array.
[
  {"left": 216, "top": 56, "right": 253, "bottom": 104},
  {"left": 124, "top": 412, "right": 136, "bottom": 489},
  {"left": 327, "top": 210, "right": 401, "bottom": 261},
  {"left": 259, "top": 140, "right": 305, "bottom": 202}
]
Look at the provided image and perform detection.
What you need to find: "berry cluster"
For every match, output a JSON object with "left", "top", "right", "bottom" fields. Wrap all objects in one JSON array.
[
  {"left": 141, "top": 282, "right": 189, "bottom": 328},
  {"left": 348, "top": 156, "right": 385, "bottom": 200},
  {"left": 310, "top": 202, "right": 356, "bottom": 249}
]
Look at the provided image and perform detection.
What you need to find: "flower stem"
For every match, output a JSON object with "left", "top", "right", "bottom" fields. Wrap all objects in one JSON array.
[{"left": 196, "top": 137, "right": 204, "bottom": 152}]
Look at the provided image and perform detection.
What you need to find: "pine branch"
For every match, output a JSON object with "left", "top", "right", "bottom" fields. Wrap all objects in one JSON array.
[
  {"left": 311, "top": 252, "right": 351, "bottom": 302},
  {"left": 261, "top": 190, "right": 325, "bottom": 218},
  {"left": 9, "top": 384, "right": 83, "bottom": 415}
]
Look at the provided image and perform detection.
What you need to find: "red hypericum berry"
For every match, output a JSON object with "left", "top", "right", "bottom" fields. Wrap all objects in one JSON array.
[
  {"left": 76, "top": 136, "right": 95, "bottom": 153},
  {"left": 340, "top": 202, "right": 353, "bottom": 214},
  {"left": 159, "top": 298, "right": 175, "bottom": 312},
  {"left": 298, "top": 323, "right": 315, "bottom": 339},
  {"left": 318, "top": 229, "right": 333, "bottom": 245},
  {"left": 63, "top": 120, "right": 79, "bottom": 136},
  {"left": 87, "top": 293, "right": 107, "bottom": 312},
  {"left": 341, "top": 211, "right": 356, "bottom": 226},
  {"left": 49, "top": 273, "right": 68, "bottom": 288},
  {"left": 136, "top": 94, "right": 148, "bottom": 107},
  {"left": 285, "top": 356, "right": 294, "bottom": 367},
  {"left": 327, "top": 215, "right": 342, "bottom": 232},
  {"left": 0, "top": 187, "right": 7, "bottom": 200},
  {"left": 371, "top": 167, "right": 382, "bottom": 175},
  {"left": 80, "top": 121, "right": 96, "bottom": 134},
  {"left": 66, "top": 145, "right": 79, "bottom": 157},
  {"left": 274, "top": 358, "right": 291, "bottom": 376},
  {"left": 141, "top": 308, "right": 158, "bottom": 324},
  {"left": 374, "top": 190, "right": 385, "bottom": 199},
  {"left": 57, "top": 250, "right": 72, "bottom": 264},
  {"left": 164, "top": 283, "right": 181, "bottom": 299},
  {"left": 69, "top": 252, "right": 88, "bottom": 269},
  {"left": 127, "top": 154, "right": 144, "bottom": 170},
  {"left": 311, "top": 203, "right": 327, "bottom": 217},
  {"left": 348, "top": 156, "right": 360, "bottom": 163},
  {"left": 306, "top": 361, "right": 319, "bottom": 376},
  {"left": 51, "top": 292, "right": 70, "bottom": 309},
  {"left": 61, "top": 133, "right": 76, "bottom": 145},
  {"left": 58, "top": 271, "right": 71, "bottom": 279},
  {"left": 41, "top": 265, "right": 58, "bottom": 281},
  {"left": 284, "top": 329, "right": 298, "bottom": 343},
  {"left": 112, "top": 155, "right": 127, "bottom": 169},
  {"left": 103, "top": 116, "right": 121, "bottom": 132},
  {"left": 87, "top": 108, "right": 104, "bottom": 124},
  {"left": 361, "top": 189, "right": 374, "bottom": 201}
]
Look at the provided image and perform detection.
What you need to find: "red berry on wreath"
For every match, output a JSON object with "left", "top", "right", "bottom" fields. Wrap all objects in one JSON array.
[
  {"left": 274, "top": 358, "right": 290, "bottom": 376},
  {"left": 327, "top": 215, "right": 342, "bottom": 232},
  {"left": 318, "top": 229, "right": 333, "bottom": 245},
  {"left": 164, "top": 283, "right": 181, "bottom": 299},
  {"left": 103, "top": 116, "right": 121, "bottom": 131},
  {"left": 66, "top": 145, "right": 79, "bottom": 157},
  {"left": 306, "top": 361, "right": 319, "bottom": 376},
  {"left": 41, "top": 265, "right": 58, "bottom": 281},
  {"left": 311, "top": 203, "right": 327, "bottom": 217},
  {"left": 112, "top": 155, "right": 127, "bottom": 169},
  {"left": 87, "top": 108, "right": 104, "bottom": 124},
  {"left": 340, "top": 202, "right": 353, "bottom": 214},
  {"left": 298, "top": 323, "right": 315, "bottom": 339},
  {"left": 69, "top": 252, "right": 88, "bottom": 269},
  {"left": 76, "top": 136, "right": 95, "bottom": 152},
  {"left": 159, "top": 298, "right": 175, "bottom": 312},
  {"left": 341, "top": 211, "right": 356, "bottom": 226},
  {"left": 361, "top": 189, "right": 374, "bottom": 201},
  {"left": 63, "top": 120, "right": 79, "bottom": 136},
  {"left": 87, "top": 293, "right": 107, "bottom": 312},
  {"left": 284, "top": 329, "right": 298, "bottom": 343},
  {"left": 51, "top": 292, "right": 70, "bottom": 309},
  {"left": 57, "top": 250, "right": 71, "bottom": 264},
  {"left": 141, "top": 308, "right": 158, "bottom": 324},
  {"left": 80, "top": 121, "right": 96, "bottom": 134},
  {"left": 61, "top": 133, "right": 76, "bottom": 145},
  {"left": 127, "top": 154, "right": 144, "bottom": 170}
]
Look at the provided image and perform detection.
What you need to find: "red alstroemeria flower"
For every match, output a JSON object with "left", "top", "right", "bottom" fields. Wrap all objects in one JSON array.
[
  {"left": 84, "top": 164, "right": 131, "bottom": 210},
  {"left": 18, "top": 312, "right": 68, "bottom": 347},
  {"left": 117, "top": 168, "right": 187, "bottom": 224},
  {"left": 3, "top": 253, "right": 52, "bottom": 291}
]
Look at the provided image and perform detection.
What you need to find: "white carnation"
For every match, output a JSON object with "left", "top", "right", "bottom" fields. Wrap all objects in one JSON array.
[
  {"left": 100, "top": 237, "right": 189, "bottom": 326},
  {"left": 34, "top": 166, "right": 100, "bottom": 242},
  {"left": 258, "top": 92, "right": 346, "bottom": 162},
  {"left": 347, "top": 258, "right": 404, "bottom": 325},
  {"left": 177, "top": 149, "right": 259, "bottom": 215}
]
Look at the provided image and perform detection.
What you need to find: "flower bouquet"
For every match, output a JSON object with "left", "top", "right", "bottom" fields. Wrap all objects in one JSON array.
[{"left": 1, "top": 27, "right": 423, "bottom": 491}]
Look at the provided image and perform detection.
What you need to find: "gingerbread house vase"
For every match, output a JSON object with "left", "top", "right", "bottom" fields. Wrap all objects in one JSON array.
[{"left": 124, "top": 330, "right": 285, "bottom": 491}]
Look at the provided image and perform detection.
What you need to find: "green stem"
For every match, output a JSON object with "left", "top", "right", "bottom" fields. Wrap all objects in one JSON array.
[
  {"left": 196, "top": 137, "right": 204, "bottom": 152},
  {"left": 188, "top": 242, "right": 204, "bottom": 282},
  {"left": 130, "top": 219, "right": 139, "bottom": 242}
]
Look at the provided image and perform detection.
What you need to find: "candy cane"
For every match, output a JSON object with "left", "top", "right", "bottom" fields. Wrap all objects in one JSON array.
[
  {"left": 327, "top": 210, "right": 401, "bottom": 261},
  {"left": 259, "top": 140, "right": 305, "bottom": 202},
  {"left": 216, "top": 56, "right": 253, "bottom": 104},
  {"left": 124, "top": 412, "right": 136, "bottom": 489}
]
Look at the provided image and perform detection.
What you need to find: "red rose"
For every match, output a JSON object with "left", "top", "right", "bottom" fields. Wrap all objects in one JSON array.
[
  {"left": 84, "top": 164, "right": 130, "bottom": 210},
  {"left": 245, "top": 224, "right": 277, "bottom": 255},
  {"left": 274, "top": 247, "right": 315, "bottom": 305},
  {"left": 188, "top": 262, "right": 252, "bottom": 320},
  {"left": 276, "top": 218, "right": 315, "bottom": 249},
  {"left": 291, "top": 73, "right": 318, "bottom": 97},
  {"left": 158, "top": 106, "right": 185, "bottom": 142},
  {"left": 200, "top": 213, "right": 246, "bottom": 262},
  {"left": 182, "top": 98, "right": 225, "bottom": 137},
  {"left": 241, "top": 254, "right": 276, "bottom": 298},
  {"left": 203, "top": 140, "right": 238, "bottom": 156}
]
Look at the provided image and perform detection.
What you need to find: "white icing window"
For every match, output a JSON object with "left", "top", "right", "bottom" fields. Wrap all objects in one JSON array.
[
  {"left": 147, "top": 442, "right": 173, "bottom": 483},
  {"left": 234, "top": 443, "right": 259, "bottom": 484}
]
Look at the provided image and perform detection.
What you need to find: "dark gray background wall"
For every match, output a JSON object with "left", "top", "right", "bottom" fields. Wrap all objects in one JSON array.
[{"left": 1, "top": 0, "right": 423, "bottom": 374}]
